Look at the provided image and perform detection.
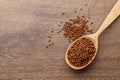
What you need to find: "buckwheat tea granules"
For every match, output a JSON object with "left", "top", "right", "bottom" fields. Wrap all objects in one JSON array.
[
  {"left": 46, "top": 8, "right": 94, "bottom": 48},
  {"left": 61, "top": 16, "right": 93, "bottom": 42},
  {"left": 67, "top": 38, "right": 96, "bottom": 67}
]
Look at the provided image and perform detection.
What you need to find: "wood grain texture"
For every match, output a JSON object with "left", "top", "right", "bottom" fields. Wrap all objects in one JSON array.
[{"left": 0, "top": 0, "right": 119, "bottom": 80}]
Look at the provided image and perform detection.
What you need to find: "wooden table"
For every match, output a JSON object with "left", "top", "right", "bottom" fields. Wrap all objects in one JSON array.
[{"left": 0, "top": 0, "right": 119, "bottom": 80}]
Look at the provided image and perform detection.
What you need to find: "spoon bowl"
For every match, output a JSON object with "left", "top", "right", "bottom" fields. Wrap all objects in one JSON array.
[{"left": 65, "top": 34, "right": 98, "bottom": 70}]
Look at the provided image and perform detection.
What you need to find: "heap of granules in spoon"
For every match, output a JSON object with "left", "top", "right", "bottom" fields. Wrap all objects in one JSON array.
[{"left": 67, "top": 38, "right": 96, "bottom": 67}]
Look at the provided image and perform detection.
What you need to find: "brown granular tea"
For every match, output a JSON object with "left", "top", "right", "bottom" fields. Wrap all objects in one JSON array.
[
  {"left": 80, "top": 8, "right": 83, "bottom": 11},
  {"left": 45, "top": 46, "right": 48, "bottom": 48},
  {"left": 67, "top": 38, "right": 96, "bottom": 67},
  {"left": 51, "top": 30, "right": 54, "bottom": 33},
  {"left": 74, "top": 10, "right": 77, "bottom": 13},
  {"left": 61, "top": 16, "right": 92, "bottom": 41},
  {"left": 62, "top": 12, "right": 65, "bottom": 15}
]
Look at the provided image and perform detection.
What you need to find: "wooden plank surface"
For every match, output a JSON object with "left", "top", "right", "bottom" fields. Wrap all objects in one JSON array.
[{"left": 0, "top": 0, "right": 120, "bottom": 80}]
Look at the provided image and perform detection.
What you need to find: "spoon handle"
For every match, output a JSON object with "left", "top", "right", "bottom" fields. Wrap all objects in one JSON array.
[{"left": 96, "top": 0, "right": 120, "bottom": 36}]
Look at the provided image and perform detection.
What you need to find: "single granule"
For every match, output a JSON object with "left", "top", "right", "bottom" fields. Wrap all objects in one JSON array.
[
  {"left": 48, "top": 36, "right": 51, "bottom": 38},
  {"left": 62, "top": 13, "right": 65, "bottom": 15},
  {"left": 68, "top": 41, "right": 71, "bottom": 43},
  {"left": 85, "top": 4, "right": 88, "bottom": 6},
  {"left": 51, "top": 42, "right": 54, "bottom": 45},
  {"left": 49, "top": 44, "right": 52, "bottom": 46},
  {"left": 45, "top": 46, "right": 48, "bottom": 48},
  {"left": 67, "top": 38, "right": 96, "bottom": 67},
  {"left": 91, "top": 22, "right": 94, "bottom": 24},
  {"left": 51, "top": 30, "right": 54, "bottom": 33},
  {"left": 88, "top": 17, "right": 90, "bottom": 19},
  {"left": 60, "top": 21, "right": 63, "bottom": 24},
  {"left": 48, "top": 39, "right": 51, "bottom": 42},
  {"left": 74, "top": 10, "right": 77, "bottom": 13},
  {"left": 56, "top": 31, "right": 59, "bottom": 34},
  {"left": 80, "top": 8, "right": 83, "bottom": 11},
  {"left": 61, "top": 16, "right": 90, "bottom": 41},
  {"left": 58, "top": 25, "right": 60, "bottom": 27}
]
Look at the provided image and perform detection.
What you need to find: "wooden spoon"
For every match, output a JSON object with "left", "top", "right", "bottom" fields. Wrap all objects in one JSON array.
[{"left": 65, "top": 0, "right": 120, "bottom": 70}]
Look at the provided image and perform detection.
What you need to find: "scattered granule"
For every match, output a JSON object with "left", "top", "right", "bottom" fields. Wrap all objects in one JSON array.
[
  {"left": 88, "top": 17, "right": 90, "bottom": 19},
  {"left": 91, "top": 22, "right": 94, "bottom": 24},
  {"left": 48, "top": 39, "right": 51, "bottom": 42},
  {"left": 45, "top": 46, "right": 48, "bottom": 48},
  {"left": 85, "top": 4, "right": 88, "bottom": 6},
  {"left": 68, "top": 40, "right": 71, "bottom": 43},
  {"left": 51, "top": 42, "right": 54, "bottom": 45},
  {"left": 60, "top": 21, "right": 63, "bottom": 24},
  {"left": 80, "top": 8, "right": 83, "bottom": 11},
  {"left": 49, "top": 44, "right": 52, "bottom": 46},
  {"left": 51, "top": 30, "right": 54, "bottom": 33},
  {"left": 74, "top": 10, "right": 77, "bottom": 13},
  {"left": 48, "top": 36, "right": 51, "bottom": 38},
  {"left": 57, "top": 31, "right": 59, "bottom": 34},
  {"left": 62, "top": 13, "right": 65, "bottom": 15},
  {"left": 58, "top": 25, "right": 60, "bottom": 27}
]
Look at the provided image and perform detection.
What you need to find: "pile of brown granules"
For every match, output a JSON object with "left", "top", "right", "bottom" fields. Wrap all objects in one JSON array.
[
  {"left": 67, "top": 38, "right": 96, "bottom": 67},
  {"left": 46, "top": 7, "right": 94, "bottom": 48},
  {"left": 60, "top": 16, "right": 93, "bottom": 42}
]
